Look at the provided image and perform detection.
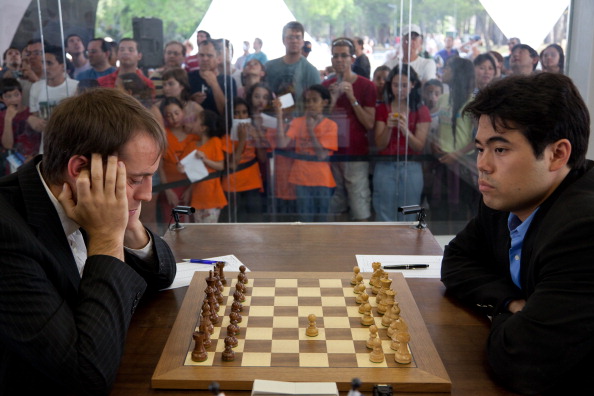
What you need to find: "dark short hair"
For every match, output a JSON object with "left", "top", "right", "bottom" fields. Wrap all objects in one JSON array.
[
  {"left": 423, "top": 78, "right": 443, "bottom": 91},
  {"left": 331, "top": 37, "right": 355, "bottom": 56},
  {"left": 26, "top": 38, "right": 43, "bottom": 47},
  {"left": 282, "top": 21, "right": 304, "bottom": 40},
  {"left": 42, "top": 88, "right": 166, "bottom": 185},
  {"left": 383, "top": 63, "right": 422, "bottom": 111},
  {"left": 44, "top": 45, "right": 64, "bottom": 64},
  {"left": 89, "top": 38, "right": 110, "bottom": 53},
  {"left": 304, "top": 84, "right": 332, "bottom": 114},
  {"left": 0, "top": 77, "right": 22, "bottom": 95},
  {"left": 354, "top": 37, "right": 364, "bottom": 47},
  {"left": 197, "top": 30, "right": 211, "bottom": 39},
  {"left": 200, "top": 38, "right": 221, "bottom": 55},
  {"left": 473, "top": 53, "right": 496, "bottom": 71},
  {"left": 464, "top": 73, "right": 590, "bottom": 170},
  {"left": 3, "top": 46, "right": 20, "bottom": 61},
  {"left": 512, "top": 44, "right": 539, "bottom": 70},
  {"left": 373, "top": 65, "right": 390, "bottom": 77},
  {"left": 118, "top": 38, "right": 139, "bottom": 51},
  {"left": 65, "top": 33, "right": 84, "bottom": 48}
]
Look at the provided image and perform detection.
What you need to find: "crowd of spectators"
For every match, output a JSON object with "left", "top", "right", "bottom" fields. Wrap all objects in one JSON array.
[{"left": 0, "top": 22, "right": 566, "bottom": 231}]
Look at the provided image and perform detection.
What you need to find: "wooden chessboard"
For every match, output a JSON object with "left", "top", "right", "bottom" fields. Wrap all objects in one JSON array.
[{"left": 152, "top": 271, "right": 451, "bottom": 393}]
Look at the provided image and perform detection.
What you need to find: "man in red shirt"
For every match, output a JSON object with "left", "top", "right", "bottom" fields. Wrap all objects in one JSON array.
[
  {"left": 97, "top": 38, "right": 154, "bottom": 94},
  {"left": 322, "top": 37, "right": 376, "bottom": 221}
]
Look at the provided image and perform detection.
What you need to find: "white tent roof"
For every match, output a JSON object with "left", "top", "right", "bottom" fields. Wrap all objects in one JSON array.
[
  {"left": 187, "top": 0, "right": 330, "bottom": 70},
  {"left": 0, "top": 1, "right": 29, "bottom": 55},
  {"left": 479, "top": 0, "right": 570, "bottom": 49}
]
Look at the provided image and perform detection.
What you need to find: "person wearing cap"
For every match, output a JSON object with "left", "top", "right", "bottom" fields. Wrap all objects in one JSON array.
[
  {"left": 385, "top": 24, "right": 436, "bottom": 84},
  {"left": 302, "top": 41, "right": 312, "bottom": 58}
]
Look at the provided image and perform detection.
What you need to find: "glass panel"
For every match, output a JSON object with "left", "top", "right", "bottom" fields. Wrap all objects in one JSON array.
[{"left": 1, "top": 0, "right": 570, "bottom": 237}]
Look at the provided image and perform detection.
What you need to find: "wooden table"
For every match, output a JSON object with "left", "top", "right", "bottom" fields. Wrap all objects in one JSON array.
[{"left": 109, "top": 224, "right": 518, "bottom": 395}]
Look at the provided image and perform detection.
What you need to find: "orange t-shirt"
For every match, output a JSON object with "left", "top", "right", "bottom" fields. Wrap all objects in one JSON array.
[
  {"left": 182, "top": 137, "right": 227, "bottom": 210},
  {"left": 265, "top": 128, "right": 296, "bottom": 200},
  {"left": 221, "top": 135, "right": 263, "bottom": 192},
  {"left": 163, "top": 128, "right": 199, "bottom": 183},
  {"left": 286, "top": 117, "right": 338, "bottom": 187}
]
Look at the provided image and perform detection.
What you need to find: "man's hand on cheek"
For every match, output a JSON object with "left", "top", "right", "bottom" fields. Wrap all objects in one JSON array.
[
  {"left": 124, "top": 202, "right": 150, "bottom": 249},
  {"left": 58, "top": 154, "right": 128, "bottom": 260}
]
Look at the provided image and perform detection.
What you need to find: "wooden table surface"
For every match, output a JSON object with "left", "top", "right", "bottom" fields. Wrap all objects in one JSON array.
[{"left": 109, "top": 224, "right": 518, "bottom": 395}]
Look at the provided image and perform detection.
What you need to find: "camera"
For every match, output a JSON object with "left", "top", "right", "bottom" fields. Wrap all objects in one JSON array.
[
  {"left": 398, "top": 205, "right": 427, "bottom": 229},
  {"left": 398, "top": 205, "right": 422, "bottom": 215},
  {"left": 172, "top": 206, "right": 195, "bottom": 215},
  {"left": 373, "top": 384, "right": 393, "bottom": 396},
  {"left": 170, "top": 206, "right": 195, "bottom": 231}
]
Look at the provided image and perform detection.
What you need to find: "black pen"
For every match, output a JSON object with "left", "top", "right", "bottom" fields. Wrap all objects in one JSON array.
[{"left": 383, "top": 264, "right": 429, "bottom": 270}]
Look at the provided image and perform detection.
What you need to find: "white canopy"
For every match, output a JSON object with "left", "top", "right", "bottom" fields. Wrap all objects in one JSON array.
[
  {"left": 479, "top": 0, "right": 570, "bottom": 49},
  {"left": 187, "top": 0, "right": 330, "bottom": 70}
]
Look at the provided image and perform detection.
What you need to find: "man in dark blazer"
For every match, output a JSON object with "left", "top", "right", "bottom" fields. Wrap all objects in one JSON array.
[
  {"left": 441, "top": 73, "right": 594, "bottom": 395},
  {"left": 0, "top": 88, "right": 176, "bottom": 395}
]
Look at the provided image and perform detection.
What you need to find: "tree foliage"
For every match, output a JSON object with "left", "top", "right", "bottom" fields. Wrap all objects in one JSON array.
[
  {"left": 94, "top": 0, "right": 487, "bottom": 45},
  {"left": 95, "top": 0, "right": 210, "bottom": 42}
]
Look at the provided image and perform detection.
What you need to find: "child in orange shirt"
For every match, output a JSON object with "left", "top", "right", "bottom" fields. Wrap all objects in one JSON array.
[
  {"left": 221, "top": 98, "right": 264, "bottom": 222},
  {"left": 181, "top": 109, "right": 227, "bottom": 223},
  {"left": 159, "top": 97, "right": 198, "bottom": 222},
  {"left": 246, "top": 83, "right": 297, "bottom": 219},
  {"left": 277, "top": 84, "right": 338, "bottom": 222}
]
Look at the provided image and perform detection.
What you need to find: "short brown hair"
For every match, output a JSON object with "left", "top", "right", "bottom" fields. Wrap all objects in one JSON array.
[{"left": 42, "top": 88, "right": 166, "bottom": 185}]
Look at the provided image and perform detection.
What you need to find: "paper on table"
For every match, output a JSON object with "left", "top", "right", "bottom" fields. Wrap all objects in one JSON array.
[
  {"left": 356, "top": 255, "right": 443, "bottom": 278},
  {"left": 251, "top": 379, "right": 338, "bottom": 396},
  {"left": 230, "top": 118, "right": 252, "bottom": 141},
  {"left": 179, "top": 150, "right": 208, "bottom": 182},
  {"left": 165, "top": 254, "right": 250, "bottom": 290}
]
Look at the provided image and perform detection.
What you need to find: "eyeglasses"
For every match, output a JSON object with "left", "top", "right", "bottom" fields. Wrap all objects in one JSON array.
[
  {"left": 332, "top": 53, "right": 351, "bottom": 59},
  {"left": 332, "top": 39, "right": 354, "bottom": 49}
]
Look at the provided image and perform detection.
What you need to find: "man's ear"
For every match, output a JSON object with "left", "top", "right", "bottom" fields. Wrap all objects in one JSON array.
[
  {"left": 549, "top": 138, "right": 571, "bottom": 172},
  {"left": 66, "top": 155, "right": 90, "bottom": 179}
]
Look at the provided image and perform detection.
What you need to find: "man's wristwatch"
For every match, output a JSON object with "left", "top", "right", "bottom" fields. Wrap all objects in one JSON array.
[{"left": 352, "top": 100, "right": 360, "bottom": 107}]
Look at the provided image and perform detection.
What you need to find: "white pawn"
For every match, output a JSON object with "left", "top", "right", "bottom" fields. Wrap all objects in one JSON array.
[
  {"left": 357, "top": 292, "right": 369, "bottom": 310},
  {"left": 369, "top": 337, "right": 384, "bottom": 363},
  {"left": 394, "top": 331, "right": 412, "bottom": 364},
  {"left": 360, "top": 303, "right": 374, "bottom": 326},
  {"left": 351, "top": 266, "right": 361, "bottom": 286},
  {"left": 306, "top": 314, "right": 319, "bottom": 337},
  {"left": 366, "top": 324, "right": 378, "bottom": 349},
  {"left": 353, "top": 274, "right": 364, "bottom": 295}
]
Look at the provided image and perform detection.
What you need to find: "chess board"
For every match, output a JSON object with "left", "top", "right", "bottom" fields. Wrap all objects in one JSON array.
[{"left": 152, "top": 271, "right": 451, "bottom": 393}]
